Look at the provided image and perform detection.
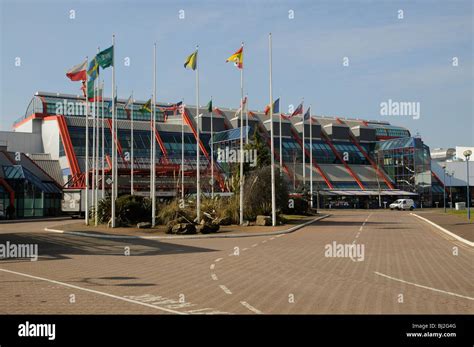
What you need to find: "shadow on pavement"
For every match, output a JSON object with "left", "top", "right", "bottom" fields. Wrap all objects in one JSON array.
[{"left": 0, "top": 232, "right": 217, "bottom": 262}]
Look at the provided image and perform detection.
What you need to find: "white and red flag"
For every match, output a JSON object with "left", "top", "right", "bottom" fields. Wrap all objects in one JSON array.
[{"left": 66, "top": 60, "right": 87, "bottom": 81}]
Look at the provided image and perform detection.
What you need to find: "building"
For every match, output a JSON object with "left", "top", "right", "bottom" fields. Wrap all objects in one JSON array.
[
  {"left": 1, "top": 91, "right": 449, "bottom": 216},
  {"left": 430, "top": 146, "right": 474, "bottom": 208}
]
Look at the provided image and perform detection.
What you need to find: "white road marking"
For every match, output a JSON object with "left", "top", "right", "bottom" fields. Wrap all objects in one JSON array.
[
  {"left": 276, "top": 234, "right": 283, "bottom": 238},
  {"left": 242, "top": 248, "right": 249, "bottom": 251},
  {"left": 375, "top": 271, "right": 474, "bottom": 301},
  {"left": 0, "top": 268, "right": 187, "bottom": 314},
  {"left": 251, "top": 243, "right": 258, "bottom": 247},
  {"left": 211, "top": 274, "right": 218, "bottom": 281},
  {"left": 410, "top": 213, "right": 474, "bottom": 247},
  {"left": 240, "top": 301, "right": 262, "bottom": 314},
  {"left": 215, "top": 258, "right": 223, "bottom": 262},
  {"left": 270, "top": 237, "right": 275, "bottom": 240},
  {"left": 210, "top": 264, "right": 215, "bottom": 270},
  {"left": 219, "top": 285, "right": 232, "bottom": 295},
  {"left": 262, "top": 240, "right": 267, "bottom": 243}
]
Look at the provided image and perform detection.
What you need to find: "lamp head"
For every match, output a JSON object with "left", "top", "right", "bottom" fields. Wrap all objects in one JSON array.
[{"left": 463, "top": 149, "right": 472, "bottom": 160}]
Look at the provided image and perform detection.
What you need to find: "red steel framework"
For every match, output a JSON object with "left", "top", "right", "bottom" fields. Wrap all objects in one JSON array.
[{"left": 335, "top": 118, "right": 395, "bottom": 189}]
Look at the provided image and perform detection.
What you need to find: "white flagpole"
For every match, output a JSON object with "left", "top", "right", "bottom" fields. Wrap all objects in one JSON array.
[
  {"left": 279, "top": 96, "right": 282, "bottom": 174},
  {"left": 245, "top": 94, "right": 249, "bottom": 145},
  {"left": 111, "top": 35, "right": 116, "bottom": 228},
  {"left": 210, "top": 97, "right": 214, "bottom": 199},
  {"left": 149, "top": 94, "right": 153, "bottom": 204},
  {"left": 309, "top": 105, "right": 313, "bottom": 208},
  {"left": 95, "top": 84, "right": 99, "bottom": 225},
  {"left": 239, "top": 42, "right": 244, "bottom": 225},
  {"left": 269, "top": 33, "right": 276, "bottom": 226},
  {"left": 130, "top": 91, "right": 134, "bottom": 195},
  {"left": 114, "top": 86, "right": 118, "bottom": 200},
  {"left": 85, "top": 56, "right": 90, "bottom": 226},
  {"left": 302, "top": 99, "right": 305, "bottom": 188},
  {"left": 196, "top": 45, "right": 201, "bottom": 223},
  {"left": 101, "top": 80, "right": 105, "bottom": 199},
  {"left": 92, "top": 77, "right": 96, "bottom": 221},
  {"left": 181, "top": 102, "right": 185, "bottom": 202},
  {"left": 94, "top": 77, "right": 99, "bottom": 226},
  {"left": 152, "top": 43, "right": 157, "bottom": 227}
]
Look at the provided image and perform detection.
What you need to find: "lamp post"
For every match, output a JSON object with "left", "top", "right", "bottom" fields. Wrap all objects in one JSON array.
[
  {"left": 463, "top": 150, "right": 471, "bottom": 221},
  {"left": 449, "top": 171, "right": 454, "bottom": 209},
  {"left": 442, "top": 163, "right": 447, "bottom": 213}
]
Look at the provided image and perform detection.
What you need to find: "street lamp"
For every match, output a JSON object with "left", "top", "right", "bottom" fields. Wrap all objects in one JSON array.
[
  {"left": 442, "top": 163, "right": 447, "bottom": 213},
  {"left": 449, "top": 171, "right": 454, "bottom": 209},
  {"left": 463, "top": 150, "right": 471, "bottom": 221}
]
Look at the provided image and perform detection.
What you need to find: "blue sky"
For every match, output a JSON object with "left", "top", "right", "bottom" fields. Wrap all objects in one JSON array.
[{"left": 0, "top": 0, "right": 472, "bottom": 148}]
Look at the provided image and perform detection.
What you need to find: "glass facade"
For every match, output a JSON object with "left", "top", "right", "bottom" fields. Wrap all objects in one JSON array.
[
  {"left": 1, "top": 165, "right": 61, "bottom": 217},
  {"left": 375, "top": 137, "right": 432, "bottom": 205}
]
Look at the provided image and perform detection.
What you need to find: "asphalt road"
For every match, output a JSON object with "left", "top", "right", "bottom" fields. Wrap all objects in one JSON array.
[{"left": 0, "top": 211, "right": 472, "bottom": 314}]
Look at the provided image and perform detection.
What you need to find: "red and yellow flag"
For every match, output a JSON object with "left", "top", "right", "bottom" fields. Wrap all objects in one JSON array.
[{"left": 226, "top": 46, "right": 243, "bottom": 69}]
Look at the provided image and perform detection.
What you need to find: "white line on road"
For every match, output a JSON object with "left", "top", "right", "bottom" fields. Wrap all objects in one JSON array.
[
  {"left": 219, "top": 285, "right": 232, "bottom": 295},
  {"left": 374, "top": 271, "right": 474, "bottom": 301},
  {"left": 262, "top": 240, "right": 267, "bottom": 243},
  {"left": 0, "top": 268, "right": 187, "bottom": 314},
  {"left": 210, "top": 264, "right": 215, "bottom": 270},
  {"left": 251, "top": 243, "right": 258, "bottom": 247},
  {"left": 242, "top": 248, "right": 249, "bottom": 251},
  {"left": 240, "top": 301, "right": 263, "bottom": 314},
  {"left": 211, "top": 274, "right": 218, "bottom": 281},
  {"left": 215, "top": 258, "right": 223, "bottom": 262},
  {"left": 410, "top": 213, "right": 474, "bottom": 247},
  {"left": 270, "top": 237, "right": 275, "bottom": 240}
]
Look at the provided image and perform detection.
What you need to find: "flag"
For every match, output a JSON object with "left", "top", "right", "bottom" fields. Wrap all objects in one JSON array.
[
  {"left": 248, "top": 111, "right": 256, "bottom": 118},
  {"left": 226, "top": 46, "right": 243, "bottom": 69},
  {"left": 264, "top": 98, "right": 280, "bottom": 115},
  {"left": 206, "top": 99, "right": 213, "bottom": 113},
  {"left": 140, "top": 99, "right": 152, "bottom": 113},
  {"left": 86, "top": 80, "right": 104, "bottom": 102},
  {"left": 291, "top": 103, "right": 303, "bottom": 117},
  {"left": 87, "top": 79, "right": 94, "bottom": 101},
  {"left": 96, "top": 46, "right": 114, "bottom": 69},
  {"left": 124, "top": 95, "right": 133, "bottom": 110},
  {"left": 184, "top": 50, "right": 197, "bottom": 70},
  {"left": 87, "top": 58, "right": 99, "bottom": 81},
  {"left": 242, "top": 96, "right": 247, "bottom": 105},
  {"left": 303, "top": 107, "right": 311, "bottom": 121},
  {"left": 66, "top": 60, "right": 87, "bottom": 81}
]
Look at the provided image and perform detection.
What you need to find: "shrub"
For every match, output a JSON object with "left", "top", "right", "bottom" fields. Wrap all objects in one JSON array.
[
  {"left": 156, "top": 199, "right": 195, "bottom": 225},
  {"left": 243, "top": 166, "right": 289, "bottom": 220},
  {"left": 93, "top": 195, "right": 151, "bottom": 226},
  {"left": 116, "top": 195, "right": 151, "bottom": 225}
]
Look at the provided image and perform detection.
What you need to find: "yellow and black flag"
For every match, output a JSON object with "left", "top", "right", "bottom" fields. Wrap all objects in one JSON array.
[{"left": 184, "top": 50, "right": 198, "bottom": 70}]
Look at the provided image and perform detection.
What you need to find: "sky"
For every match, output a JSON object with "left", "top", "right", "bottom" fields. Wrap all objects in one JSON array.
[{"left": 0, "top": 0, "right": 472, "bottom": 149}]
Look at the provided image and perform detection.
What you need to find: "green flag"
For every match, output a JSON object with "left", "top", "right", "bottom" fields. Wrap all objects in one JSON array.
[
  {"left": 140, "top": 99, "right": 152, "bottom": 113},
  {"left": 96, "top": 46, "right": 114, "bottom": 69},
  {"left": 206, "top": 99, "right": 212, "bottom": 113},
  {"left": 87, "top": 79, "right": 94, "bottom": 100}
]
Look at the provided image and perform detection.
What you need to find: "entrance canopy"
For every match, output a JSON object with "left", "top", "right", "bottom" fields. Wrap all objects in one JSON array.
[{"left": 318, "top": 189, "right": 417, "bottom": 196}]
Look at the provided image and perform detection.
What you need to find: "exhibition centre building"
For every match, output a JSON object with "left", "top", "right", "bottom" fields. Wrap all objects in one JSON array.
[{"left": 0, "top": 91, "right": 453, "bottom": 216}]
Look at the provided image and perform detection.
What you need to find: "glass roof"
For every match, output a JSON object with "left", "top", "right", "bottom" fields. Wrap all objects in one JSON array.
[
  {"left": 210, "top": 126, "right": 250, "bottom": 145},
  {"left": 375, "top": 137, "right": 416, "bottom": 151}
]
